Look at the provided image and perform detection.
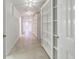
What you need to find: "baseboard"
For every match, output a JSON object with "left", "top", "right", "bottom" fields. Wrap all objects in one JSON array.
[
  {"left": 41, "top": 45, "right": 50, "bottom": 59},
  {"left": 32, "top": 33, "right": 37, "bottom": 38}
]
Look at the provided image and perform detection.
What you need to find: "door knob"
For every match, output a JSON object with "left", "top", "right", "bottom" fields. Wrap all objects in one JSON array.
[
  {"left": 3, "top": 35, "right": 6, "bottom": 38},
  {"left": 53, "top": 34, "right": 59, "bottom": 38}
]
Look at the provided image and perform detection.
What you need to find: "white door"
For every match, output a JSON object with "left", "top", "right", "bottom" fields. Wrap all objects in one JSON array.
[{"left": 57, "top": 0, "right": 75, "bottom": 59}]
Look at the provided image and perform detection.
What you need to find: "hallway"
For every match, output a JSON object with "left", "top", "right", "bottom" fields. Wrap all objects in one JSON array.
[
  {"left": 4, "top": 0, "right": 75, "bottom": 59},
  {"left": 6, "top": 35, "right": 50, "bottom": 59}
]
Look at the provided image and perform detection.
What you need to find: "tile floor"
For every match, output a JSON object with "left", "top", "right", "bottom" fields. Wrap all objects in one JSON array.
[{"left": 6, "top": 35, "right": 50, "bottom": 59}]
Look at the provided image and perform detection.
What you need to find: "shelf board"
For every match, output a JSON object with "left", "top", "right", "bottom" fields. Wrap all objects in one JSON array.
[
  {"left": 44, "top": 31, "right": 52, "bottom": 35},
  {"left": 43, "top": 22, "right": 48, "bottom": 23},
  {"left": 53, "top": 20, "right": 57, "bottom": 22},
  {"left": 53, "top": 6, "right": 57, "bottom": 8}
]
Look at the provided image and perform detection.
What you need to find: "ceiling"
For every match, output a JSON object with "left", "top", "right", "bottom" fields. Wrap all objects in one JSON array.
[{"left": 12, "top": 0, "right": 46, "bottom": 16}]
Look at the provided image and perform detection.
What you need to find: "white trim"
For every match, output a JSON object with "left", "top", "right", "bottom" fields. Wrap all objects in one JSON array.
[
  {"left": 41, "top": 7, "right": 43, "bottom": 40},
  {"left": 50, "top": 0, "right": 53, "bottom": 58},
  {"left": 41, "top": 0, "right": 49, "bottom": 9},
  {"left": 32, "top": 32, "right": 37, "bottom": 37},
  {"left": 19, "top": 17, "right": 22, "bottom": 36}
]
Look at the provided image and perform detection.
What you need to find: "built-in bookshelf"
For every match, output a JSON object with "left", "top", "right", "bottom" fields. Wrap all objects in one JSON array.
[
  {"left": 41, "top": 0, "right": 58, "bottom": 58},
  {"left": 41, "top": 0, "right": 53, "bottom": 58}
]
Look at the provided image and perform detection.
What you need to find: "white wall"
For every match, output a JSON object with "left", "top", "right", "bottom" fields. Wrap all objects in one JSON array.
[{"left": 5, "top": 0, "right": 20, "bottom": 55}]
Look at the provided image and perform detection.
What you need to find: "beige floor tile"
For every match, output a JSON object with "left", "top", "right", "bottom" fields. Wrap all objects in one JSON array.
[{"left": 6, "top": 35, "right": 50, "bottom": 59}]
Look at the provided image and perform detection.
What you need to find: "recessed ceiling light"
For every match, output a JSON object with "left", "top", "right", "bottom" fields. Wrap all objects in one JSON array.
[
  {"left": 29, "top": 0, "right": 33, "bottom": 1},
  {"left": 25, "top": 0, "right": 33, "bottom": 7}
]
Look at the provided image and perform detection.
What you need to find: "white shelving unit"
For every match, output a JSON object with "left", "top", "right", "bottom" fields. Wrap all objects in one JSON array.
[
  {"left": 41, "top": 0, "right": 58, "bottom": 59},
  {"left": 41, "top": 0, "right": 53, "bottom": 59}
]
